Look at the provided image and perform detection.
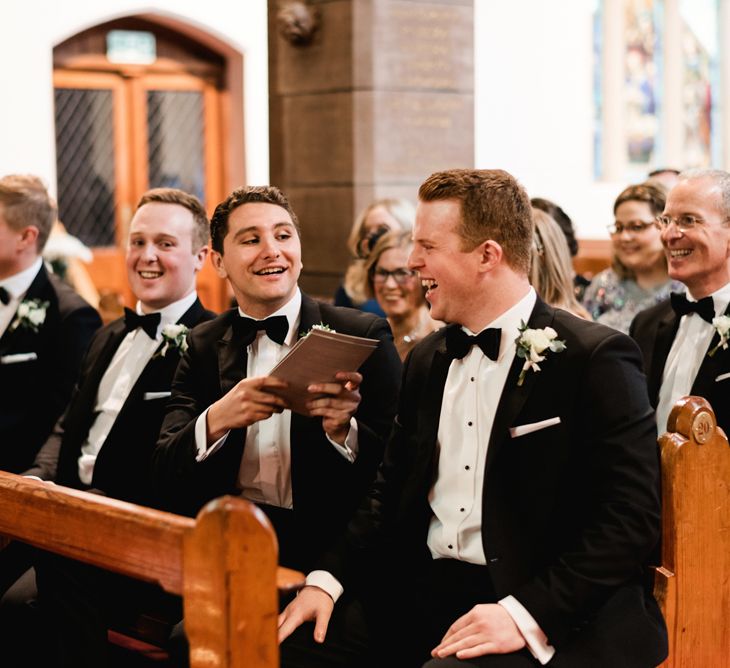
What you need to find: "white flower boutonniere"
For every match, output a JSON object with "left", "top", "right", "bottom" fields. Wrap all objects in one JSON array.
[
  {"left": 708, "top": 315, "right": 730, "bottom": 357},
  {"left": 159, "top": 323, "right": 190, "bottom": 357},
  {"left": 515, "top": 320, "right": 566, "bottom": 386},
  {"left": 300, "top": 322, "right": 335, "bottom": 337},
  {"left": 9, "top": 299, "right": 49, "bottom": 333}
]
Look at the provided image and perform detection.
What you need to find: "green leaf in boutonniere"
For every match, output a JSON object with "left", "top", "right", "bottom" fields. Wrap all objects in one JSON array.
[
  {"left": 9, "top": 299, "right": 49, "bottom": 333},
  {"left": 514, "top": 320, "right": 566, "bottom": 386},
  {"left": 708, "top": 315, "right": 730, "bottom": 357},
  {"left": 157, "top": 323, "right": 190, "bottom": 357}
]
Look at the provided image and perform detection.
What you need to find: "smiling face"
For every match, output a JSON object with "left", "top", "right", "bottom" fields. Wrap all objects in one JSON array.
[
  {"left": 211, "top": 202, "right": 302, "bottom": 318},
  {"left": 408, "top": 199, "right": 482, "bottom": 327},
  {"left": 373, "top": 246, "right": 422, "bottom": 321},
  {"left": 661, "top": 177, "right": 730, "bottom": 298},
  {"left": 612, "top": 200, "right": 665, "bottom": 274},
  {"left": 126, "top": 202, "right": 207, "bottom": 312}
]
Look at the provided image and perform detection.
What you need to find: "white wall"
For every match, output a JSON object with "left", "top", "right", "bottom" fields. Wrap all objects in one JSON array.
[
  {"left": 474, "top": 0, "right": 627, "bottom": 240},
  {"left": 0, "top": 0, "right": 270, "bottom": 193}
]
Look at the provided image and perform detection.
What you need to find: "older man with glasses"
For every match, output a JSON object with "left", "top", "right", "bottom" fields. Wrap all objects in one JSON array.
[{"left": 631, "top": 168, "right": 730, "bottom": 435}]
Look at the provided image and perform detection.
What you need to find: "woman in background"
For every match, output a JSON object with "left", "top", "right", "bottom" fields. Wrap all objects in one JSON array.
[
  {"left": 582, "top": 181, "right": 681, "bottom": 333},
  {"left": 334, "top": 198, "right": 415, "bottom": 315},
  {"left": 365, "top": 231, "right": 442, "bottom": 360},
  {"left": 531, "top": 209, "right": 590, "bottom": 319}
]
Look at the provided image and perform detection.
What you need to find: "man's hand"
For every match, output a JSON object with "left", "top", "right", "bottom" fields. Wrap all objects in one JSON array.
[
  {"left": 278, "top": 585, "right": 335, "bottom": 644},
  {"left": 431, "top": 603, "right": 526, "bottom": 660},
  {"left": 206, "top": 376, "right": 289, "bottom": 443},
  {"left": 306, "top": 371, "right": 362, "bottom": 445}
]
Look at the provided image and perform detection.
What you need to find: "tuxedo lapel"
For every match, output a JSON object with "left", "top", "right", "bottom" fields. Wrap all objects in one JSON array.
[
  {"left": 647, "top": 304, "right": 679, "bottom": 404},
  {"left": 484, "top": 299, "right": 556, "bottom": 477},
  {"left": 217, "top": 311, "right": 248, "bottom": 396},
  {"left": 0, "top": 265, "right": 52, "bottom": 352},
  {"left": 423, "top": 333, "right": 453, "bottom": 448},
  {"left": 690, "top": 302, "right": 730, "bottom": 399}
]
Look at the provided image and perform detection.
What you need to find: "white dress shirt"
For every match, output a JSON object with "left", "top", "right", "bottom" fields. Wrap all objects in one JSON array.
[
  {"left": 76, "top": 291, "right": 198, "bottom": 484},
  {"left": 309, "top": 287, "right": 554, "bottom": 664},
  {"left": 0, "top": 258, "right": 43, "bottom": 336},
  {"left": 656, "top": 282, "right": 730, "bottom": 433},
  {"left": 194, "top": 289, "right": 358, "bottom": 509}
]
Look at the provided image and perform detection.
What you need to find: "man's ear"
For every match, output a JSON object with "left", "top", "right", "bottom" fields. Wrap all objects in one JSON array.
[
  {"left": 477, "top": 239, "right": 503, "bottom": 274},
  {"left": 210, "top": 249, "right": 228, "bottom": 279},
  {"left": 193, "top": 245, "right": 208, "bottom": 272},
  {"left": 19, "top": 226, "right": 39, "bottom": 251}
]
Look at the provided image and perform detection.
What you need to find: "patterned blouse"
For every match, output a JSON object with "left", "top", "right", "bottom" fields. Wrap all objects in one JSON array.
[{"left": 582, "top": 268, "right": 683, "bottom": 334}]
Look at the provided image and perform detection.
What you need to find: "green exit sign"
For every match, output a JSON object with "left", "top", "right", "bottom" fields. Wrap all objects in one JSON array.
[{"left": 106, "top": 30, "right": 156, "bottom": 65}]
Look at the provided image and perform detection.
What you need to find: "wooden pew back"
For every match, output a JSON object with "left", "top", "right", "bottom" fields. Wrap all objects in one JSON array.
[
  {"left": 0, "top": 472, "right": 302, "bottom": 667},
  {"left": 655, "top": 396, "right": 730, "bottom": 668}
]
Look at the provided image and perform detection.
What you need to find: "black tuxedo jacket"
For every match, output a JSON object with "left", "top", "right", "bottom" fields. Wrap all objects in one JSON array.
[
  {"left": 630, "top": 297, "right": 730, "bottom": 435},
  {"left": 321, "top": 299, "right": 667, "bottom": 667},
  {"left": 153, "top": 294, "right": 402, "bottom": 571},
  {"left": 0, "top": 264, "right": 101, "bottom": 473},
  {"left": 25, "top": 298, "right": 214, "bottom": 506}
]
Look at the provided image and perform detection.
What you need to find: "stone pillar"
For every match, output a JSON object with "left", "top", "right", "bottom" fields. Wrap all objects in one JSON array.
[{"left": 268, "top": 0, "right": 474, "bottom": 297}]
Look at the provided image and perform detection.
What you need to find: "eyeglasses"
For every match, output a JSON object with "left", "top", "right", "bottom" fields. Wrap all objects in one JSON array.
[
  {"left": 607, "top": 220, "right": 656, "bottom": 235},
  {"left": 655, "top": 214, "right": 705, "bottom": 231},
  {"left": 372, "top": 268, "right": 417, "bottom": 285}
]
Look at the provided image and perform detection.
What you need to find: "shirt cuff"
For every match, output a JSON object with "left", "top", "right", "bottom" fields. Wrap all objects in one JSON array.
[
  {"left": 305, "top": 570, "right": 344, "bottom": 603},
  {"left": 195, "top": 408, "right": 230, "bottom": 462},
  {"left": 498, "top": 596, "right": 555, "bottom": 665},
  {"left": 325, "top": 418, "right": 358, "bottom": 463}
]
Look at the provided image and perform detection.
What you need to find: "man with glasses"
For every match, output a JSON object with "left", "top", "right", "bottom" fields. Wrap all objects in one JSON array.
[{"left": 631, "top": 168, "right": 730, "bottom": 434}]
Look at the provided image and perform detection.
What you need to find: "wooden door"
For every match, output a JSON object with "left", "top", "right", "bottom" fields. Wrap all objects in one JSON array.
[{"left": 54, "top": 57, "right": 230, "bottom": 313}]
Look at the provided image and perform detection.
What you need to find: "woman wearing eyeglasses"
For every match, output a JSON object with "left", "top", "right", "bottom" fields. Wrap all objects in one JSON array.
[
  {"left": 333, "top": 198, "right": 416, "bottom": 316},
  {"left": 365, "top": 231, "right": 443, "bottom": 360},
  {"left": 582, "top": 181, "right": 683, "bottom": 333}
]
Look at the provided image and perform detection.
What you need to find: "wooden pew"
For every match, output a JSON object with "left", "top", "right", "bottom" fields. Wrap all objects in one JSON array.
[
  {"left": 654, "top": 396, "right": 730, "bottom": 668},
  {"left": 0, "top": 471, "right": 305, "bottom": 667}
]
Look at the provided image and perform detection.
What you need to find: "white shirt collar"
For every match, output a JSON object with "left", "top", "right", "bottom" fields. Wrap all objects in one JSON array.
[
  {"left": 135, "top": 291, "right": 199, "bottom": 337},
  {"left": 0, "top": 257, "right": 43, "bottom": 300},
  {"left": 237, "top": 288, "right": 302, "bottom": 347},
  {"left": 463, "top": 287, "right": 537, "bottom": 361}
]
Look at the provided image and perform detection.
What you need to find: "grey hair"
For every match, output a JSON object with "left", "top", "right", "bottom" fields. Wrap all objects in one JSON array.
[{"left": 678, "top": 168, "right": 730, "bottom": 217}]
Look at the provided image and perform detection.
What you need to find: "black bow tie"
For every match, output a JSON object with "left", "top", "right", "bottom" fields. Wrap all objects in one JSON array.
[
  {"left": 123, "top": 307, "right": 161, "bottom": 339},
  {"left": 670, "top": 292, "right": 715, "bottom": 324},
  {"left": 232, "top": 315, "right": 289, "bottom": 346},
  {"left": 0, "top": 286, "right": 9, "bottom": 305},
  {"left": 445, "top": 325, "right": 501, "bottom": 361}
]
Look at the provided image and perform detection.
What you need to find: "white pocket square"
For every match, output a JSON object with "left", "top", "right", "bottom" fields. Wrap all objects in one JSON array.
[
  {"left": 715, "top": 372, "right": 730, "bottom": 383},
  {"left": 143, "top": 391, "right": 171, "bottom": 401},
  {"left": 509, "top": 416, "right": 561, "bottom": 438},
  {"left": 0, "top": 352, "right": 38, "bottom": 365}
]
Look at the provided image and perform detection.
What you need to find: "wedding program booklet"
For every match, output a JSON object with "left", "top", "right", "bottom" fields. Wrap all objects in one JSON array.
[{"left": 268, "top": 328, "right": 379, "bottom": 415}]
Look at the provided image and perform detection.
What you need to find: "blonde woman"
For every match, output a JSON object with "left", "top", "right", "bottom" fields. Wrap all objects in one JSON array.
[
  {"left": 531, "top": 209, "right": 591, "bottom": 319},
  {"left": 334, "top": 198, "right": 415, "bottom": 314}
]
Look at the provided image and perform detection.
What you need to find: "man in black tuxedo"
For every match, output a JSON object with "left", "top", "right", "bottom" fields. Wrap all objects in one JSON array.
[
  {"left": 153, "top": 185, "right": 401, "bottom": 575},
  {"left": 631, "top": 169, "right": 730, "bottom": 436},
  {"left": 0, "top": 187, "right": 215, "bottom": 667},
  {"left": 0, "top": 174, "right": 101, "bottom": 474},
  {"left": 278, "top": 169, "right": 667, "bottom": 668}
]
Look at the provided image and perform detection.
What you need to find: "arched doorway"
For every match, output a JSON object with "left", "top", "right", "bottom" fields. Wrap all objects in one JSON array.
[{"left": 53, "top": 16, "right": 236, "bottom": 314}]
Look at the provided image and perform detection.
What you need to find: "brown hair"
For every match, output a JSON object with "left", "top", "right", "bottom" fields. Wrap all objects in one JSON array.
[
  {"left": 418, "top": 169, "right": 533, "bottom": 274},
  {"left": 210, "top": 185, "right": 299, "bottom": 254},
  {"left": 531, "top": 209, "right": 589, "bottom": 319},
  {"left": 137, "top": 188, "right": 210, "bottom": 251},
  {"left": 611, "top": 181, "right": 667, "bottom": 280},
  {"left": 0, "top": 174, "right": 56, "bottom": 252}
]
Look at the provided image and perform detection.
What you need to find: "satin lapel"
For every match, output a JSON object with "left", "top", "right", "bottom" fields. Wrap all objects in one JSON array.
[
  {"left": 0, "top": 265, "right": 52, "bottom": 352},
  {"left": 484, "top": 299, "right": 555, "bottom": 477},
  {"left": 289, "top": 294, "right": 321, "bottom": 471},
  {"left": 217, "top": 314, "right": 247, "bottom": 396},
  {"left": 75, "top": 321, "right": 128, "bottom": 417},
  {"left": 422, "top": 334, "right": 453, "bottom": 453},
  {"left": 691, "top": 303, "right": 730, "bottom": 399},
  {"left": 648, "top": 305, "right": 680, "bottom": 404}
]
